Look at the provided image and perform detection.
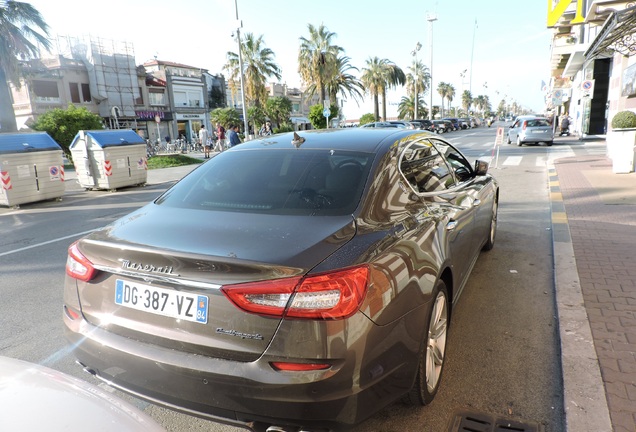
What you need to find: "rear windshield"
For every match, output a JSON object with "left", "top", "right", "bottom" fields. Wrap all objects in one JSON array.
[
  {"left": 156, "top": 149, "right": 374, "bottom": 216},
  {"left": 527, "top": 119, "right": 550, "bottom": 127}
]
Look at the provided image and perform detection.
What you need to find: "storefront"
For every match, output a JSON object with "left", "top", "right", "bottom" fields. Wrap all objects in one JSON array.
[
  {"left": 584, "top": 4, "right": 636, "bottom": 134},
  {"left": 175, "top": 113, "right": 207, "bottom": 144},
  {"left": 135, "top": 110, "right": 174, "bottom": 144}
]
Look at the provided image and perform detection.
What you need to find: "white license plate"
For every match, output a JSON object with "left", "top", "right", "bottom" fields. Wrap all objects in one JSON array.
[{"left": 115, "top": 279, "right": 208, "bottom": 324}]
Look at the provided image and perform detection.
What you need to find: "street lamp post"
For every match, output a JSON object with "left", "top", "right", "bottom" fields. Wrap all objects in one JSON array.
[
  {"left": 234, "top": 0, "right": 249, "bottom": 139},
  {"left": 411, "top": 42, "right": 422, "bottom": 120},
  {"left": 427, "top": 13, "right": 437, "bottom": 121}
]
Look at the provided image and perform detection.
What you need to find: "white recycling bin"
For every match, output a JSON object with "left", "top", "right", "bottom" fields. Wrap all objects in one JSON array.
[
  {"left": 70, "top": 130, "right": 148, "bottom": 190},
  {"left": 0, "top": 132, "right": 65, "bottom": 207}
]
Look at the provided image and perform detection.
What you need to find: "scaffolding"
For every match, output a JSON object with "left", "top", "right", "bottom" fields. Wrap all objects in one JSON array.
[{"left": 50, "top": 35, "right": 140, "bottom": 129}]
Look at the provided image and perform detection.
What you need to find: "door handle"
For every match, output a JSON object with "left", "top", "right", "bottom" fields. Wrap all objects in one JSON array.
[{"left": 446, "top": 220, "right": 458, "bottom": 231}]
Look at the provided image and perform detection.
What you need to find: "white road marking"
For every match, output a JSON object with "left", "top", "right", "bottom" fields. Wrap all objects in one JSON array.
[
  {"left": 503, "top": 156, "right": 523, "bottom": 166},
  {"left": 0, "top": 229, "right": 96, "bottom": 257}
]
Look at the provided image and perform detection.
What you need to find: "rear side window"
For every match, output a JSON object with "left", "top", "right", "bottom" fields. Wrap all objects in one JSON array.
[
  {"left": 399, "top": 140, "right": 454, "bottom": 193},
  {"left": 156, "top": 149, "right": 374, "bottom": 215}
]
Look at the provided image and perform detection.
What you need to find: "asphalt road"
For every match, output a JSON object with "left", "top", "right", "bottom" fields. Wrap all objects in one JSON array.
[{"left": 0, "top": 125, "right": 605, "bottom": 431}]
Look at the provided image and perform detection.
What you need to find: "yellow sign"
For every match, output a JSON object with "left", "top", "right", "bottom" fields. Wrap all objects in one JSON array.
[{"left": 547, "top": 0, "right": 585, "bottom": 28}]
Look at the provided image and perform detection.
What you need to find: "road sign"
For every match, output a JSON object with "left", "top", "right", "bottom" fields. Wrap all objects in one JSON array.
[
  {"left": 581, "top": 79, "right": 594, "bottom": 97},
  {"left": 551, "top": 89, "right": 563, "bottom": 106},
  {"left": 323, "top": 108, "right": 331, "bottom": 118},
  {"left": 495, "top": 127, "right": 504, "bottom": 146}
]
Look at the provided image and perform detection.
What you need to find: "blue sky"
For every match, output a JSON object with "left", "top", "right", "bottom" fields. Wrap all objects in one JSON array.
[{"left": 27, "top": 0, "right": 552, "bottom": 119}]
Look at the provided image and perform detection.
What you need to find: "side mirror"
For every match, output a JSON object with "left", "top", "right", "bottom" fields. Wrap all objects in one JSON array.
[{"left": 474, "top": 159, "right": 489, "bottom": 176}]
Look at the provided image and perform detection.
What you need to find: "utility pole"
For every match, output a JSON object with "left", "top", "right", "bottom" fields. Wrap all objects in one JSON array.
[
  {"left": 234, "top": 0, "right": 250, "bottom": 138},
  {"left": 427, "top": 13, "right": 438, "bottom": 121},
  {"left": 411, "top": 42, "right": 422, "bottom": 119}
]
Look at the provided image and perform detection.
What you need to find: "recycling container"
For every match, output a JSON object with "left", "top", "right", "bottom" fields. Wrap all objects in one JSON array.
[
  {"left": 0, "top": 132, "right": 65, "bottom": 207},
  {"left": 70, "top": 130, "right": 148, "bottom": 190}
]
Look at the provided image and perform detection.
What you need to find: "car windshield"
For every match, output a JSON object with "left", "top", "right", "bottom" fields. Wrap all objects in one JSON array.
[
  {"left": 156, "top": 149, "right": 374, "bottom": 216},
  {"left": 527, "top": 119, "right": 550, "bottom": 127}
]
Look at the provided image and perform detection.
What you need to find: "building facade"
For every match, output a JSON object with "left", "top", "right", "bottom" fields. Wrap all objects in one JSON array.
[
  {"left": 548, "top": 0, "right": 636, "bottom": 137},
  {"left": 9, "top": 35, "right": 317, "bottom": 142}
]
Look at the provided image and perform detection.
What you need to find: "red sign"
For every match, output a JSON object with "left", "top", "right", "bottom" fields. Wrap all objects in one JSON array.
[{"left": 104, "top": 160, "right": 113, "bottom": 176}]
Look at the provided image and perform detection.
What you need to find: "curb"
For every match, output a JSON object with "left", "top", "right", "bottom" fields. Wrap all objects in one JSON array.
[{"left": 548, "top": 163, "right": 613, "bottom": 432}]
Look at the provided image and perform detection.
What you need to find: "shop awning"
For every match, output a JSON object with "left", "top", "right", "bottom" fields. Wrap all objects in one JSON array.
[{"left": 586, "top": 4, "right": 636, "bottom": 59}]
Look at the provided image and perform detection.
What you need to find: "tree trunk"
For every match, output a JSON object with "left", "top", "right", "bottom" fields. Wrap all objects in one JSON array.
[
  {"left": 381, "top": 88, "right": 387, "bottom": 121},
  {"left": 373, "top": 93, "right": 379, "bottom": 121},
  {"left": 0, "top": 67, "right": 19, "bottom": 133}
]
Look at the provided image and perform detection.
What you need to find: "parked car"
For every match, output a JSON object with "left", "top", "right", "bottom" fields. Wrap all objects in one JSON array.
[
  {"left": 458, "top": 118, "right": 471, "bottom": 129},
  {"left": 64, "top": 128, "right": 499, "bottom": 432},
  {"left": 507, "top": 116, "right": 553, "bottom": 146},
  {"left": 441, "top": 119, "right": 455, "bottom": 132},
  {"left": 360, "top": 121, "right": 404, "bottom": 128},
  {"left": 431, "top": 119, "right": 448, "bottom": 133},
  {"left": 411, "top": 119, "right": 435, "bottom": 132},
  {"left": 443, "top": 118, "right": 461, "bottom": 131},
  {"left": 387, "top": 120, "right": 416, "bottom": 129},
  {"left": 0, "top": 356, "right": 164, "bottom": 432}
]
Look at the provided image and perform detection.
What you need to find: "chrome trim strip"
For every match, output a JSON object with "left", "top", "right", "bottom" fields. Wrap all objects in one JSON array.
[{"left": 92, "top": 265, "right": 222, "bottom": 290}]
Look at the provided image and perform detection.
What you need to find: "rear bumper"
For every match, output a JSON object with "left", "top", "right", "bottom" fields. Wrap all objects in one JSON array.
[
  {"left": 63, "top": 307, "right": 421, "bottom": 431},
  {"left": 520, "top": 133, "right": 553, "bottom": 143}
]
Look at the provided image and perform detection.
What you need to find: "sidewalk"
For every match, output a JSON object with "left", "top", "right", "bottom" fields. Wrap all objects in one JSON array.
[{"left": 550, "top": 148, "right": 636, "bottom": 432}]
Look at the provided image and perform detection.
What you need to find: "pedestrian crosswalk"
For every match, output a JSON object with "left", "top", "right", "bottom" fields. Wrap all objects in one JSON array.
[{"left": 472, "top": 143, "right": 607, "bottom": 168}]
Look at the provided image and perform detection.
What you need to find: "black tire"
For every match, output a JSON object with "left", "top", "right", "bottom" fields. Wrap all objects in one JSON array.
[
  {"left": 506, "top": 135, "right": 511, "bottom": 145},
  {"left": 546, "top": 141, "right": 553, "bottom": 146},
  {"left": 404, "top": 280, "right": 449, "bottom": 406},
  {"left": 516, "top": 136, "right": 523, "bottom": 146},
  {"left": 482, "top": 198, "right": 498, "bottom": 251}
]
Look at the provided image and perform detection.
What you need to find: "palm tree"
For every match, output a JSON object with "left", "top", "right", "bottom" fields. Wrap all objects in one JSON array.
[
  {"left": 462, "top": 90, "right": 473, "bottom": 116},
  {"left": 380, "top": 62, "right": 405, "bottom": 121},
  {"left": 473, "top": 95, "right": 490, "bottom": 116},
  {"left": 437, "top": 82, "right": 453, "bottom": 118},
  {"left": 298, "top": 24, "right": 343, "bottom": 105},
  {"left": 360, "top": 57, "right": 384, "bottom": 121},
  {"left": 325, "top": 55, "right": 364, "bottom": 107},
  {"left": 224, "top": 32, "right": 281, "bottom": 109},
  {"left": 446, "top": 84, "right": 456, "bottom": 116},
  {"left": 0, "top": 1, "right": 50, "bottom": 133},
  {"left": 361, "top": 57, "right": 405, "bottom": 121},
  {"left": 406, "top": 59, "right": 430, "bottom": 119},
  {"left": 397, "top": 95, "right": 426, "bottom": 120}
]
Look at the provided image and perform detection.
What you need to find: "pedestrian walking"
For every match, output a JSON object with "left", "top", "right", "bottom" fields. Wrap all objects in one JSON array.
[
  {"left": 216, "top": 123, "right": 226, "bottom": 152},
  {"left": 199, "top": 126, "right": 210, "bottom": 158},
  {"left": 228, "top": 124, "right": 241, "bottom": 147}
]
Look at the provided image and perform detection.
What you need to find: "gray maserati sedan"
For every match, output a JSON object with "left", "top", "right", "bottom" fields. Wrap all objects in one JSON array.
[{"left": 63, "top": 128, "right": 499, "bottom": 432}]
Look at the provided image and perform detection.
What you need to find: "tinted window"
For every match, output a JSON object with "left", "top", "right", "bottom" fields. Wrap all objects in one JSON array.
[
  {"left": 400, "top": 140, "right": 454, "bottom": 193},
  {"left": 156, "top": 149, "right": 373, "bottom": 215}
]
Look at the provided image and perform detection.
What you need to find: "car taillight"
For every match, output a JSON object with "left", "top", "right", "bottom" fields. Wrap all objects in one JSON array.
[
  {"left": 522, "top": 121, "right": 527, "bottom": 130},
  {"left": 222, "top": 265, "right": 369, "bottom": 320},
  {"left": 66, "top": 242, "right": 97, "bottom": 282},
  {"left": 270, "top": 362, "right": 331, "bottom": 371}
]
